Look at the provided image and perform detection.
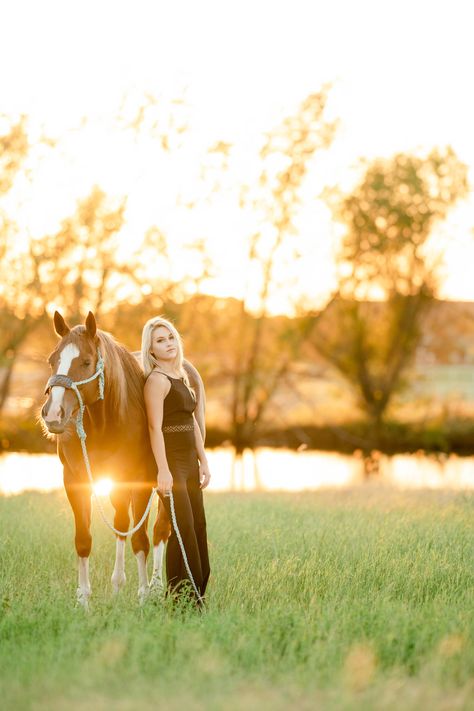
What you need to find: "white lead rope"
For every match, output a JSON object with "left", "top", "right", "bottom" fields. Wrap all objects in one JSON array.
[
  {"left": 80, "top": 428, "right": 202, "bottom": 601},
  {"left": 82, "top": 434, "right": 202, "bottom": 600},
  {"left": 78, "top": 434, "right": 158, "bottom": 537},
  {"left": 166, "top": 490, "right": 204, "bottom": 604}
]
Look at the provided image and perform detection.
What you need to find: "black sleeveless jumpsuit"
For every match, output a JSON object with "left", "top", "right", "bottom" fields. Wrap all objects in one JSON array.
[{"left": 158, "top": 373, "right": 210, "bottom": 601}]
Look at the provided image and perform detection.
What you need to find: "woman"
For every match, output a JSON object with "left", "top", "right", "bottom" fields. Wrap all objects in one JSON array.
[{"left": 141, "top": 316, "right": 211, "bottom": 605}]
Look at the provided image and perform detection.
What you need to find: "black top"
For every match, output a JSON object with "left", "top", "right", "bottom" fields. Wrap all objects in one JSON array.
[
  {"left": 150, "top": 372, "right": 196, "bottom": 449},
  {"left": 160, "top": 373, "right": 196, "bottom": 426}
]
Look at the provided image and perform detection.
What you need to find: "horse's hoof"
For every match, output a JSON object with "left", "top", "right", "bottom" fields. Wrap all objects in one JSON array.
[
  {"left": 76, "top": 588, "right": 91, "bottom": 610},
  {"left": 149, "top": 575, "right": 164, "bottom": 598},
  {"left": 137, "top": 585, "right": 150, "bottom": 606},
  {"left": 111, "top": 574, "right": 127, "bottom": 594}
]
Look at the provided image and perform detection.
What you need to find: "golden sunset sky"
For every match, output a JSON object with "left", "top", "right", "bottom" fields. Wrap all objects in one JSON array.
[{"left": 1, "top": 0, "right": 473, "bottom": 314}]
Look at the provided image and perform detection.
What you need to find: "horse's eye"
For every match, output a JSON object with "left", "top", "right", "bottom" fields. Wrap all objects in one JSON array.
[{"left": 83, "top": 361, "right": 91, "bottom": 367}]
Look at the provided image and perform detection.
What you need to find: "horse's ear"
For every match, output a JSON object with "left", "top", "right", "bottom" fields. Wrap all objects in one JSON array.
[
  {"left": 85, "top": 311, "right": 97, "bottom": 339},
  {"left": 53, "top": 311, "right": 70, "bottom": 337}
]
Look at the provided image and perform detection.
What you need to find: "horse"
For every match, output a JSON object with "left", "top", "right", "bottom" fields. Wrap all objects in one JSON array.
[{"left": 40, "top": 311, "right": 206, "bottom": 608}]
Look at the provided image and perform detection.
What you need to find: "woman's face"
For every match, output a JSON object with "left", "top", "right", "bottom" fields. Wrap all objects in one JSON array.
[{"left": 151, "top": 325, "right": 177, "bottom": 364}]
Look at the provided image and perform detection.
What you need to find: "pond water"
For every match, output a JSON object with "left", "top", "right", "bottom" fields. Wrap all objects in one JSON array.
[{"left": 1, "top": 447, "right": 474, "bottom": 496}]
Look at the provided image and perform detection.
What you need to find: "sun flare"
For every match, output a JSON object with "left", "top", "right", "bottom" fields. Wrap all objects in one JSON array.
[{"left": 93, "top": 478, "right": 114, "bottom": 496}]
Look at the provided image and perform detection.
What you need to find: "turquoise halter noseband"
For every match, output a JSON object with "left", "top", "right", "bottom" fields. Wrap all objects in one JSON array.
[{"left": 45, "top": 348, "right": 105, "bottom": 439}]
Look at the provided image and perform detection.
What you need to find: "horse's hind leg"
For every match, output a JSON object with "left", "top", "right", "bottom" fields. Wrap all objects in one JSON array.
[
  {"left": 110, "top": 487, "right": 131, "bottom": 594},
  {"left": 131, "top": 485, "right": 153, "bottom": 603},
  {"left": 150, "top": 497, "right": 171, "bottom": 593},
  {"left": 64, "top": 471, "right": 92, "bottom": 609}
]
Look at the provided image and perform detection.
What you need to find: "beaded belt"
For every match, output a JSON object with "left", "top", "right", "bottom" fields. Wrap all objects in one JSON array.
[{"left": 162, "top": 423, "right": 194, "bottom": 433}]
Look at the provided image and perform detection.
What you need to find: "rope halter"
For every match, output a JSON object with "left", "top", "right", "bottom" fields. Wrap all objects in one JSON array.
[{"left": 45, "top": 348, "right": 105, "bottom": 440}]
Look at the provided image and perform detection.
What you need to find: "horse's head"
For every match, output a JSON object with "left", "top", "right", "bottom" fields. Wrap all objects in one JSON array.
[{"left": 41, "top": 311, "right": 103, "bottom": 434}]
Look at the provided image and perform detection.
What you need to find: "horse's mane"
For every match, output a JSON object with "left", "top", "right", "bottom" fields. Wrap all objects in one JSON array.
[{"left": 96, "top": 330, "right": 146, "bottom": 425}]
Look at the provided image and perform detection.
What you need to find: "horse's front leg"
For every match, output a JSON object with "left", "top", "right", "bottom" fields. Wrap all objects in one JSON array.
[
  {"left": 131, "top": 486, "right": 152, "bottom": 604},
  {"left": 64, "top": 472, "right": 92, "bottom": 609},
  {"left": 110, "top": 489, "right": 131, "bottom": 593}
]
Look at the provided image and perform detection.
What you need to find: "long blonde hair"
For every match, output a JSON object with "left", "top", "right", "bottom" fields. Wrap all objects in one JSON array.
[{"left": 141, "top": 316, "right": 189, "bottom": 384}]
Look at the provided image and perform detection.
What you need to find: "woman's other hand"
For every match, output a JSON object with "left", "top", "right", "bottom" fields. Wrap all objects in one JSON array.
[
  {"left": 157, "top": 469, "right": 173, "bottom": 496},
  {"left": 199, "top": 462, "right": 211, "bottom": 490}
]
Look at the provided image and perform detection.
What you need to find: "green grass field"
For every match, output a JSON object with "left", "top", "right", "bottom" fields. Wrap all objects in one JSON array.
[{"left": 0, "top": 487, "right": 473, "bottom": 710}]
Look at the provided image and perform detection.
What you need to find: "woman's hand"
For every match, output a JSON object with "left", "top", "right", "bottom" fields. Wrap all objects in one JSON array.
[
  {"left": 157, "top": 468, "right": 173, "bottom": 496},
  {"left": 199, "top": 462, "right": 211, "bottom": 490}
]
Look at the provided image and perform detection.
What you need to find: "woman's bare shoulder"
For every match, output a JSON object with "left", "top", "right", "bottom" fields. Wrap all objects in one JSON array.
[{"left": 144, "top": 371, "right": 171, "bottom": 397}]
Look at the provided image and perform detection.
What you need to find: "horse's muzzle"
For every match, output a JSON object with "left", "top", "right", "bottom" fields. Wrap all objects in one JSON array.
[
  {"left": 41, "top": 402, "right": 67, "bottom": 433},
  {"left": 44, "top": 421, "right": 66, "bottom": 434}
]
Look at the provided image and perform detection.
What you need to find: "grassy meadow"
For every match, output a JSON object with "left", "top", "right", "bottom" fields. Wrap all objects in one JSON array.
[{"left": 0, "top": 487, "right": 473, "bottom": 710}]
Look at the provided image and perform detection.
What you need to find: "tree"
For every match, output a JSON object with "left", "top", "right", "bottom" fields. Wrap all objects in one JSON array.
[
  {"left": 35, "top": 186, "right": 129, "bottom": 322},
  {"left": 227, "top": 88, "right": 338, "bottom": 453},
  {"left": 0, "top": 115, "right": 29, "bottom": 194},
  {"left": 1, "top": 185, "right": 139, "bottom": 412},
  {"left": 0, "top": 116, "right": 32, "bottom": 409},
  {"left": 309, "top": 148, "right": 469, "bottom": 434},
  {"left": 0, "top": 92, "right": 200, "bottom": 413}
]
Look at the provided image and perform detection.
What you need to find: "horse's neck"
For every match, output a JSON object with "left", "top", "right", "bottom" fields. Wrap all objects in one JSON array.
[{"left": 85, "top": 399, "right": 108, "bottom": 436}]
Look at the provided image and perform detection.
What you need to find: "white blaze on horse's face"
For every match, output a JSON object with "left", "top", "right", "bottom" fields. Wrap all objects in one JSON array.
[{"left": 44, "top": 343, "right": 80, "bottom": 424}]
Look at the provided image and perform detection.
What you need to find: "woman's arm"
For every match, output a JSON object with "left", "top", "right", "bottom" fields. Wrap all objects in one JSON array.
[
  {"left": 193, "top": 413, "right": 211, "bottom": 489},
  {"left": 144, "top": 373, "right": 173, "bottom": 495}
]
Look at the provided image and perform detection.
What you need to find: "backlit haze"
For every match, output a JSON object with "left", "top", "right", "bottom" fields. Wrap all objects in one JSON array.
[{"left": 2, "top": 0, "right": 474, "bottom": 314}]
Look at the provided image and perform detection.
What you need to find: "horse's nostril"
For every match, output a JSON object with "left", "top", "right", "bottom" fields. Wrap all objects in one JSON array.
[
  {"left": 59, "top": 406, "right": 65, "bottom": 420},
  {"left": 41, "top": 404, "right": 48, "bottom": 418}
]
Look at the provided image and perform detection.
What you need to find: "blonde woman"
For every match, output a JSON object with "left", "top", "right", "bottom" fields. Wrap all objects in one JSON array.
[{"left": 141, "top": 316, "right": 210, "bottom": 605}]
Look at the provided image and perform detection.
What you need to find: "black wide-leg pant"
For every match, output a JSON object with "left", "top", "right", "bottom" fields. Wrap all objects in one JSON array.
[{"left": 160, "top": 442, "right": 210, "bottom": 600}]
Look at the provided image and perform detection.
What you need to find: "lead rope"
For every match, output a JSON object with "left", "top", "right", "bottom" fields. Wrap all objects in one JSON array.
[
  {"left": 66, "top": 352, "right": 153, "bottom": 537},
  {"left": 166, "top": 491, "right": 204, "bottom": 604},
  {"left": 65, "top": 349, "right": 202, "bottom": 600}
]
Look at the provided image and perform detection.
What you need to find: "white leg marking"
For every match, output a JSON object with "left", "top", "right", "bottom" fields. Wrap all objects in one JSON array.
[
  {"left": 111, "top": 538, "right": 126, "bottom": 593},
  {"left": 77, "top": 556, "right": 91, "bottom": 609},
  {"left": 136, "top": 551, "right": 149, "bottom": 604},
  {"left": 45, "top": 344, "right": 80, "bottom": 422},
  {"left": 150, "top": 542, "right": 165, "bottom": 593}
]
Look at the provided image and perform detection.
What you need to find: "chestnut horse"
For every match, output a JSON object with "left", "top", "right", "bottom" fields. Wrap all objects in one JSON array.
[{"left": 41, "top": 311, "right": 205, "bottom": 607}]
